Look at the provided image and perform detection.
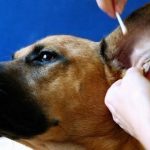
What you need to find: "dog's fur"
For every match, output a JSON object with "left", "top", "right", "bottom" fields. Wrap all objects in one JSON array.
[{"left": 0, "top": 3, "right": 150, "bottom": 150}]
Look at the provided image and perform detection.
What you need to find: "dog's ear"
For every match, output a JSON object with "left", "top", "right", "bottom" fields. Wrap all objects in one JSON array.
[
  {"left": 99, "top": 30, "right": 123, "bottom": 70},
  {"left": 99, "top": 3, "right": 150, "bottom": 70}
]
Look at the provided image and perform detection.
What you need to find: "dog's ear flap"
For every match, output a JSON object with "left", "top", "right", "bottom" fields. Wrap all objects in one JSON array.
[
  {"left": 99, "top": 3, "right": 150, "bottom": 70},
  {"left": 99, "top": 28, "right": 123, "bottom": 70},
  {"left": 99, "top": 36, "right": 124, "bottom": 84},
  {"left": 99, "top": 39, "right": 108, "bottom": 63}
]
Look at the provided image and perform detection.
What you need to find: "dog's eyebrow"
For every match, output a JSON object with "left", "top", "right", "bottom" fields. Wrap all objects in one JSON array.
[
  {"left": 32, "top": 44, "right": 45, "bottom": 54},
  {"left": 25, "top": 44, "right": 45, "bottom": 62}
]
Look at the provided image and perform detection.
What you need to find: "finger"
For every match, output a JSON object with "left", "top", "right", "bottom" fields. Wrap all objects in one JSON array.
[
  {"left": 112, "top": 115, "right": 129, "bottom": 133},
  {"left": 123, "top": 67, "right": 148, "bottom": 84},
  {"left": 116, "top": 0, "right": 127, "bottom": 14},
  {"left": 121, "top": 67, "right": 150, "bottom": 94},
  {"left": 105, "top": 103, "right": 116, "bottom": 115},
  {"left": 96, "top": 0, "right": 116, "bottom": 17},
  {"left": 126, "top": 67, "right": 143, "bottom": 75},
  {"left": 112, "top": 114, "right": 120, "bottom": 124},
  {"left": 105, "top": 79, "right": 122, "bottom": 106}
]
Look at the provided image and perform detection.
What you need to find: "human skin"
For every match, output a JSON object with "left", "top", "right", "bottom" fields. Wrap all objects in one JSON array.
[
  {"left": 96, "top": 0, "right": 127, "bottom": 17},
  {"left": 105, "top": 68, "right": 150, "bottom": 149}
]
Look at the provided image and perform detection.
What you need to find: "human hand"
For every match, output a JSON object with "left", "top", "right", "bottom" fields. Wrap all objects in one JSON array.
[
  {"left": 96, "top": 0, "right": 127, "bottom": 17},
  {"left": 105, "top": 68, "right": 150, "bottom": 147}
]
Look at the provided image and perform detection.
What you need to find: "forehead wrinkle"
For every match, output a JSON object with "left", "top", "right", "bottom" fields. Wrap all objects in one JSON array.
[{"left": 38, "top": 38, "right": 95, "bottom": 58}]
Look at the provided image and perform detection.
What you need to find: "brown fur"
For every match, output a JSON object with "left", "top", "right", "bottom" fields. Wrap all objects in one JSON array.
[
  {"left": 2, "top": 3, "right": 150, "bottom": 150},
  {"left": 15, "top": 35, "right": 141, "bottom": 150}
]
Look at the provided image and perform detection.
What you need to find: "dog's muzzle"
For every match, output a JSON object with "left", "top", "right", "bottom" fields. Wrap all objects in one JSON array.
[{"left": 0, "top": 62, "right": 50, "bottom": 139}]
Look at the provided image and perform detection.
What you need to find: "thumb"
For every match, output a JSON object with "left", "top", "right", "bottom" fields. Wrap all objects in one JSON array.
[
  {"left": 116, "top": 0, "right": 127, "bottom": 14},
  {"left": 105, "top": 79, "right": 122, "bottom": 107},
  {"left": 96, "top": 0, "right": 116, "bottom": 17}
]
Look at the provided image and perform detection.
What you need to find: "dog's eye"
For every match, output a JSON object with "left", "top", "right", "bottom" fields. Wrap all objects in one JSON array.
[{"left": 35, "top": 51, "right": 59, "bottom": 64}]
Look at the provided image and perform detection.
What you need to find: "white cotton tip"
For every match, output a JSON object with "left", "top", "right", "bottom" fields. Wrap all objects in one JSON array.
[{"left": 115, "top": 12, "right": 128, "bottom": 35}]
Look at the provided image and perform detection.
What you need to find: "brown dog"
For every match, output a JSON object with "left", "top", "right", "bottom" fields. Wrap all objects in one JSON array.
[{"left": 0, "top": 3, "right": 150, "bottom": 150}]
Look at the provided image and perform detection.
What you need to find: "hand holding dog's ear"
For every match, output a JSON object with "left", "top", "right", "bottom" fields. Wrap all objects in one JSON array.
[
  {"left": 105, "top": 68, "right": 150, "bottom": 149},
  {"left": 96, "top": 0, "right": 127, "bottom": 17}
]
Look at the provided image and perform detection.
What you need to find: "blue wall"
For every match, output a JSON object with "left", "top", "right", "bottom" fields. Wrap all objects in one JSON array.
[{"left": 0, "top": 0, "right": 149, "bottom": 61}]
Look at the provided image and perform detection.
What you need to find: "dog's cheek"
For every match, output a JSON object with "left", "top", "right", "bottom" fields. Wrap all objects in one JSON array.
[{"left": 33, "top": 64, "right": 109, "bottom": 140}]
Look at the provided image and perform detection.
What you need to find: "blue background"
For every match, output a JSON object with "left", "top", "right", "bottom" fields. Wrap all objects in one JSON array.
[{"left": 0, "top": 0, "right": 149, "bottom": 61}]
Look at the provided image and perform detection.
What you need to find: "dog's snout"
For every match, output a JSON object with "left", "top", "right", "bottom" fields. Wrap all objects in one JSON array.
[
  {"left": 0, "top": 64, "right": 11, "bottom": 101},
  {"left": 0, "top": 61, "right": 51, "bottom": 139},
  {"left": 0, "top": 62, "right": 12, "bottom": 78},
  {"left": 0, "top": 63, "right": 11, "bottom": 85},
  {"left": 0, "top": 63, "right": 5, "bottom": 72}
]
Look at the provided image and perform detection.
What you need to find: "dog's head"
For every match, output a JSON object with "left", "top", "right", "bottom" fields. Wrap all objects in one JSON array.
[
  {"left": 0, "top": 35, "right": 113, "bottom": 142},
  {"left": 0, "top": 3, "right": 150, "bottom": 149}
]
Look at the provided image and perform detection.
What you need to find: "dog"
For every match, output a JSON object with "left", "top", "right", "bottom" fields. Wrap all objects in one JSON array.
[{"left": 0, "top": 3, "right": 150, "bottom": 150}]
